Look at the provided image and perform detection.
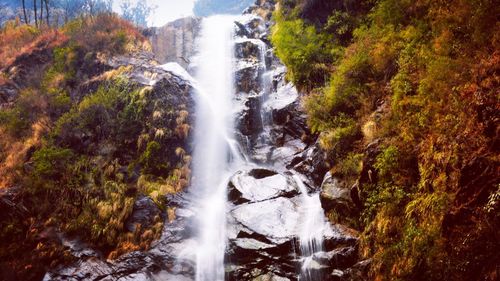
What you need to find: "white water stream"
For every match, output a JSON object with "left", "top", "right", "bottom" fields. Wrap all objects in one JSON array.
[
  {"left": 189, "top": 15, "right": 328, "bottom": 281},
  {"left": 190, "top": 16, "right": 240, "bottom": 281}
]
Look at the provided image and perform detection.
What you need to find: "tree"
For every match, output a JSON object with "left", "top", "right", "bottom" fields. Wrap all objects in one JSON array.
[
  {"left": 119, "top": 0, "right": 132, "bottom": 22},
  {"left": 119, "top": 0, "right": 154, "bottom": 27},
  {"left": 33, "top": 0, "right": 37, "bottom": 27},
  {"left": 22, "top": 0, "right": 28, "bottom": 24},
  {"left": 39, "top": 0, "right": 43, "bottom": 25},
  {"left": 0, "top": 3, "right": 11, "bottom": 25},
  {"left": 44, "top": 0, "right": 49, "bottom": 26}
]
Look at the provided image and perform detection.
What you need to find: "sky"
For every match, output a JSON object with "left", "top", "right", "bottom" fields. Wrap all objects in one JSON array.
[{"left": 113, "top": 0, "right": 196, "bottom": 27}]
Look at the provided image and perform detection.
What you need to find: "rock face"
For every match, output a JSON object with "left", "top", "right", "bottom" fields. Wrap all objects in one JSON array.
[
  {"left": 44, "top": 1, "right": 367, "bottom": 280},
  {"left": 232, "top": 14, "right": 313, "bottom": 174},
  {"left": 125, "top": 196, "right": 162, "bottom": 232},
  {"left": 319, "top": 172, "right": 357, "bottom": 218},
  {"left": 45, "top": 192, "right": 198, "bottom": 281},
  {"left": 147, "top": 17, "right": 201, "bottom": 68},
  {"left": 225, "top": 168, "right": 360, "bottom": 280},
  {"left": 43, "top": 52, "right": 199, "bottom": 281},
  {"left": 228, "top": 169, "right": 299, "bottom": 203}
]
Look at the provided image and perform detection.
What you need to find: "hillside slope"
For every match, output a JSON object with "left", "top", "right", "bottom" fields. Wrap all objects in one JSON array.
[
  {"left": 0, "top": 15, "right": 193, "bottom": 280},
  {"left": 271, "top": 0, "right": 499, "bottom": 280}
]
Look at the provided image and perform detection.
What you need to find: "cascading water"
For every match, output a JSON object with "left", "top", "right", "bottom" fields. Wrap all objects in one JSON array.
[
  {"left": 293, "top": 175, "right": 329, "bottom": 280},
  {"left": 43, "top": 9, "right": 359, "bottom": 281},
  {"left": 190, "top": 16, "right": 239, "bottom": 281},
  {"left": 190, "top": 14, "right": 329, "bottom": 281}
]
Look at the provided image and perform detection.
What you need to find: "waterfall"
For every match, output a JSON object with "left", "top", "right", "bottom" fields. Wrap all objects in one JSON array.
[
  {"left": 293, "top": 175, "right": 328, "bottom": 281},
  {"left": 190, "top": 15, "right": 239, "bottom": 281},
  {"left": 190, "top": 14, "right": 328, "bottom": 281}
]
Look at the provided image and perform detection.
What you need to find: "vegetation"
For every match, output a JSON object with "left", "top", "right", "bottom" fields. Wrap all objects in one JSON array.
[
  {"left": 272, "top": 0, "right": 499, "bottom": 280},
  {"left": 1, "top": 1, "right": 156, "bottom": 28},
  {"left": 0, "top": 12, "right": 189, "bottom": 280}
]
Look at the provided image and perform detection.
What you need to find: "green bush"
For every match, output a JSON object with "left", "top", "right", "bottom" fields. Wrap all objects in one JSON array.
[
  {"left": 338, "top": 152, "right": 364, "bottom": 177},
  {"left": 271, "top": 10, "right": 334, "bottom": 90},
  {"left": 139, "top": 141, "right": 169, "bottom": 175},
  {"left": 0, "top": 107, "right": 30, "bottom": 138},
  {"left": 274, "top": 0, "right": 499, "bottom": 279},
  {"left": 318, "top": 116, "right": 361, "bottom": 160},
  {"left": 32, "top": 146, "right": 75, "bottom": 181},
  {"left": 374, "top": 145, "right": 399, "bottom": 178}
]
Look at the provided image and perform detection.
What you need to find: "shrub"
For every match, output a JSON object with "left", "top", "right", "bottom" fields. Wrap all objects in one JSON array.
[
  {"left": 271, "top": 10, "right": 333, "bottom": 90},
  {"left": 32, "top": 146, "right": 74, "bottom": 181},
  {"left": 63, "top": 13, "right": 148, "bottom": 54},
  {"left": 0, "top": 20, "right": 40, "bottom": 68},
  {"left": 337, "top": 152, "right": 364, "bottom": 178},
  {"left": 274, "top": 0, "right": 499, "bottom": 279},
  {"left": 139, "top": 141, "right": 168, "bottom": 175},
  {"left": 374, "top": 145, "right": 399, "bottom": 179},
  {"left": 318, "top": 116, "right": 361, "bottom": 160}
]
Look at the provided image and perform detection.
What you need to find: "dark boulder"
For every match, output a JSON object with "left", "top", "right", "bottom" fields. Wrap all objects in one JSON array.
[
  {"left": 125, "top": 196, "right": 162, "bottom": 233},
  {"left": 235, "top": 61, "right": 262, "bottom": 93},
  {"left": 236, "top": 93, "right": 264, "bottom": 136},
  {"left": 235, "top": 39, "right": 263, "bottom": 60}
]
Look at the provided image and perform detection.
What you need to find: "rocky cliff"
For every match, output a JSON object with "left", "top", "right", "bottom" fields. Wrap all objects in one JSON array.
[
  {"left": 41, "top": 1, "right": 373, "bottom": 280},
  {"left": 146, "top": 17, "right": 201, "bottom": 68}
]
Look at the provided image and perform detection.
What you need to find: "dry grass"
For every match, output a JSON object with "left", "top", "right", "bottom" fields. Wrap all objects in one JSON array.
[
  {"left": 0, "top": 116, "right": 50, "bottom": 187},
  {"left": 64, "top": 13, "right": 149, "bottom": 54},
  {"left": 0, "top": 22, "right": 67, "bottom": 69}
]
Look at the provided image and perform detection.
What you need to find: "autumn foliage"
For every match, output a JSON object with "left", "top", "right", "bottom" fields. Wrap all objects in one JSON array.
[{"left": 272, "top": 0, "right": 499, "bottom": 280}]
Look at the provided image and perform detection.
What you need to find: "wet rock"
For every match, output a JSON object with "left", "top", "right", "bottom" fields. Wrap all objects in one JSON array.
[
  {"left": 267, "top": 139, "right": 307, "bottom": 169},
  {"left": 125, "top": 196, "right": 162, "bottom": 233},
  {"left": 231, "top": 197, "right": 301, "bottom": 244},
  {"left": 264, "top": 82, "right": 299, "bottom": 125},
  {"left": 236, "top": 61, "right": 262, "bottom": 93},
  {"left": 322, "top": 224, "right": 359, "bottom": 251},
  {"left": 252, "top": 273, "right": 291, "bottom": 281},
  {"left": 235, "top": 39, "right": 264, "bottom": 60},
  {"left": 341, "top": 259, "right": 371, "bottom": 281},
  {"left": 228, "top": 169, "right": 299, "bottom": 203},
  {"left": 236, "top": 16, "right": 266, "bottom": 39},
  {"left": 300, "top": 257, "right": 331, "bottom": 277},
  {"left": 320, "top": 172, "right": 357, "bottom": 217},
  {"left": 43, "top": 258, "right": 114, "bottom": 281},
  {"left": 319, "top": 246, "right": 358, "bottom": 270},
  {"left": 46, "top": 194, "right": 197, "bottom": 281},
  {"left": 248, "top": 168, "right": 278, "bottom": 178},
  {"left": 236, "top": 93, "right": 264, "bottom": 136},
  {"left": 244, "top": 0, "right": 276, "bottom": 22},
  {"left": 235, "top": 21, "right": 252, "bottom": 38},
  {"left": 291, "top": 143, "right": 329, "bottom": 187}
]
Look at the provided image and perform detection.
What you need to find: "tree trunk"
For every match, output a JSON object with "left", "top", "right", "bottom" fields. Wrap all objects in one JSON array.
[
  {"left": 22, "top": 0, "right": 28, "bottom": 24},
  {"left": 39, "top": 0, "right": 43, "bottom": 25},
  {"left": 33, "top": 0, "right": 38, "bottom": 28},
  {"left": 44, "top": 0, "right": 49, "bottom": 27}
]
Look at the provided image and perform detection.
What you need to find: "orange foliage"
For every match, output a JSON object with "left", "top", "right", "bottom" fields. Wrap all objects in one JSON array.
[
  {"left": 0, "top": 22, "right": 67, "bottom": 69},
  {"left": 0, "top": 116, "right": 50, "bottom": 187},
  {"left": 65, "top": 13, "right": 148, "bottom": 54},
  {"left": 0, "top": 13, "right": 148, "bottom": 70}
]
